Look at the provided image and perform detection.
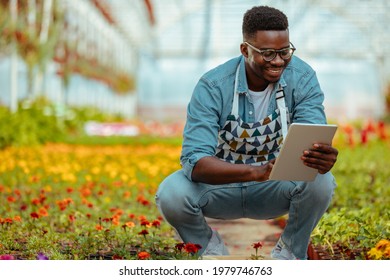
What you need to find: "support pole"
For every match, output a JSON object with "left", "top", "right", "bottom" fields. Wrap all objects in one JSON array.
[{"left": 10, "top": 0, "right": 18, "bottom": 113}]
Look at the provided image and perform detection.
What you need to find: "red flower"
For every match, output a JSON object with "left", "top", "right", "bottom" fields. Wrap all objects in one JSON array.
[
  {"left": 7, "top": 196, "right": 16, "bottom": 203},
  {"left": 175, "top": 242, "right": 185, "bottom": 251},
  {"left": 184, "top": 243, "right": 202, "bottom": 254},
  {"left": 68, "top": 215, "right": 76, "bottom": 222},
  {"left": 252, "top": 242, "right": 263, "bottom": 250},
  {"left": 138, "top": 229, "right": 149, "bottom": 236},
  {"left": 128, "top": 213, "right": 135, "bottom": 219},
  {"left": 32, "top": 198, "right": 41, "bottom": 206},
  {"left": 112, "top": 255, "right": 123, "bottom": 260},
  {"left": 138, "top": 251, "right": 150, "bottom": 260},
  {"left": 30, "top": 212, "right": 40, "bottom": 219},
  {"left": 151, "top": 220, "right": 161, "bottom": 227}
]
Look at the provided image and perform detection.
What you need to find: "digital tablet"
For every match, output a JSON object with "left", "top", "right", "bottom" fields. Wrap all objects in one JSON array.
[{"left": 269, "top": 123, "right": 338, "bottom": 181}]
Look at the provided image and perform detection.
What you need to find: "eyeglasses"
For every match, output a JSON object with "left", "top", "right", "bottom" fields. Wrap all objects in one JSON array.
[{"left": 244, "top": 42, "right": 296, "bottom": 62}]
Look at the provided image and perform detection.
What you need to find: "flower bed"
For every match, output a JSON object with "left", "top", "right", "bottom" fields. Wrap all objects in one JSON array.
[
  {"left": 0, "top": 121, "right": 389, "bottom": 260},
  {"left": 0, "top": 143, "right": 203, "bottom": 259},
  {"left": 309, "top": 122, "right": 390, "bottom": 260}
]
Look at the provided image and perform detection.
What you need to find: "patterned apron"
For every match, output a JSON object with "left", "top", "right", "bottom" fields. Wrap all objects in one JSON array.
[{"left": 215, "top": 66, "right": 289, "bottom": 166}]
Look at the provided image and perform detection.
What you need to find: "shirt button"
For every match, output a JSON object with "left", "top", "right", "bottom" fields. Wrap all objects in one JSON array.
[{"left": 249, "top": 111, "right": 253, "bottom": 115}]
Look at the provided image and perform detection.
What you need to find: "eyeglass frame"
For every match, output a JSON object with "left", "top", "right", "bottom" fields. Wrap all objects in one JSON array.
[{"left": 244, "top": 41, "right": 296, "bottom": 62}]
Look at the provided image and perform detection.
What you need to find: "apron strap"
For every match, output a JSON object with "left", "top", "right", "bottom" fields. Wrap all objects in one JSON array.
[
  {"left": 232, "top": 66, "right": 241, "bottom": 116},
  {"left": 233, "top": 65, "right": 288, "bottom": 140},
  {"left": 275, "top": 84, "right": 288, "bottom": 140}
]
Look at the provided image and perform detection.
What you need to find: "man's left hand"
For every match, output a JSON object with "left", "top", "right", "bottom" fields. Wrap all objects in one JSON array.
[{"left": 301, "top": 143, "right": 338, "bottom": 174}]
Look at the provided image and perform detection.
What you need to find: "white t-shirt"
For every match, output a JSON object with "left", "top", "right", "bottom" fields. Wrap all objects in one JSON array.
[{"left": 248, "top": 83, "right": 274, "bottom": 122}]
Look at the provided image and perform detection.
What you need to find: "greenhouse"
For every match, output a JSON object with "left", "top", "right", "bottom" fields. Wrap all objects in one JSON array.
[{"left": 0, "top": 0, "right": 389, "bottom": 267}]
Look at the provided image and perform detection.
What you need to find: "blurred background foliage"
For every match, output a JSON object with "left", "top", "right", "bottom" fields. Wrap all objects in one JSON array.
[{"left": 0, "top": 97, "right": 125, "bottom": 149}]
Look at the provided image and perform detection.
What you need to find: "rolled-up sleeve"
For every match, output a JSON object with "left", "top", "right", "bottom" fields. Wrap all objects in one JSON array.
[{"left": 180, "top": 77, "right": 224, "bottom": 181}]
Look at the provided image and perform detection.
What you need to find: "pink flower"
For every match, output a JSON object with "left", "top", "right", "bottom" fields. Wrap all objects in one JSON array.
[{"left": 0, "top": 254, "right": 15, "bottom": 260}]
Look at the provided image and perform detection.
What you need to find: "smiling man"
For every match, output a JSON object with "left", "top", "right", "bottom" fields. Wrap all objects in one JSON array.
[{"left": 156, "top": 6, "right": 338, "bottom": 260}]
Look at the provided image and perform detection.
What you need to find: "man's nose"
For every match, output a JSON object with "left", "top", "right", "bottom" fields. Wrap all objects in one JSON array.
[{"left": 270, "top": 53, "right": 285, "bottom": 65}]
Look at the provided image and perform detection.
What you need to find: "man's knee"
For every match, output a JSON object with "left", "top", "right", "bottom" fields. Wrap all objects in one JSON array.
[
  {"left": 307, "top": 172, "right": 337, "bottom": 204},
  {"left": 156, "top": 170, "right": 194, "bottom": 222}
]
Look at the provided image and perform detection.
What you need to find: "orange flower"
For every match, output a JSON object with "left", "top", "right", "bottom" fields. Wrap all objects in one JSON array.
[
  {"left": 30, "top": 176, "right": 40, "bottom": 183},
  {"left": 32, "top": 198, "right": 41, "bottom": 205},
  {"left": 123, "top": 191, "right": 131, "bottom": 198},
  {"left": 112, "top": 216, "right": 120, "bottom": 226},
  {"left": 13, "top": 216, "right": 22, "bottom": 222},
  {"left": 38, "top": 207, "right": 49, "bottom": 217},
  {"left": 137, "top": 195, "right": 150, "bottom": 206},
  {"left": 95, "top": 225, "right": 103, "bottom": 231},
  {"left": 80, "top": 188, "right": 92, "bottom": 197},
  {"left": 138, "top": 215, "right": 147, "bottom": 221},
  {"left": 7, "top": 196, "right": 16, "bottom": 203},
  {"left": 56, "top": 198, "right": 73, "bottom": 211},
  {"left": 125, "top": 221, "right": 135, "bottom": 228},
  {"left": 137, "top": 251, "right": 150, "bottom": 260}
]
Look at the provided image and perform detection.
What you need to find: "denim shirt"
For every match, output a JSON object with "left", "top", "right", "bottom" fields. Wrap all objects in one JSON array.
[{"left": 180, "top": 55, "right": 327, "bottom": 181}]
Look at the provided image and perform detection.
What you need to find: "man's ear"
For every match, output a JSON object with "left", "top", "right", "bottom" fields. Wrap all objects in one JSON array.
[{"left": 240, "top": 43, "right": 248, "bottom": 58}]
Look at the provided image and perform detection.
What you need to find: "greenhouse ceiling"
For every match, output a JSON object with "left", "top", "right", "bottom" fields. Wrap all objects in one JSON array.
[{"left": 107, "top": 0, "right": 389, "bottom": 55}]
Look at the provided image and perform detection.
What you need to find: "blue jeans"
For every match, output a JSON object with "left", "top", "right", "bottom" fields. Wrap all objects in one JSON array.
[{"left": 155, "top": 170, "right": 336, "bottom": 259}]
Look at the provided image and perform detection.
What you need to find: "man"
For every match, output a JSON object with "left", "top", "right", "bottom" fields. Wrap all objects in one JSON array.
[{"left": 156, "top": 5, "right": 338, "bottom": 260}]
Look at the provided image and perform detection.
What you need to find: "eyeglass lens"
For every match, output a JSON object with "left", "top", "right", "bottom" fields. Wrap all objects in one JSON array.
[{"left": 262, "top": 48, "right": 294, "bottom": 61}]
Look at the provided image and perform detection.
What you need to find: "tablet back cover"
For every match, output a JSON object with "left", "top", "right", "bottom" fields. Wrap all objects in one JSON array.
[{"left": 269, "top": 123, "right": 337, "bottom": 181}]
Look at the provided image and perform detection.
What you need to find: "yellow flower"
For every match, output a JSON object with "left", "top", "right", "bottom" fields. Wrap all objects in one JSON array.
[{"left": 368, "top": 248, "right": 382, "bottom": 260}]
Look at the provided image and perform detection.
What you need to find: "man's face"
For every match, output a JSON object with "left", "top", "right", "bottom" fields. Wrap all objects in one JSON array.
[{"left": 241, "top": 30, "right": 292, "bottom": 91}]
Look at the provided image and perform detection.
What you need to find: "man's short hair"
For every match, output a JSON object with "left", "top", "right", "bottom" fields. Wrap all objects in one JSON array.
[{"left": 242, "top": 6, "right": 289, "bottom": 39}]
